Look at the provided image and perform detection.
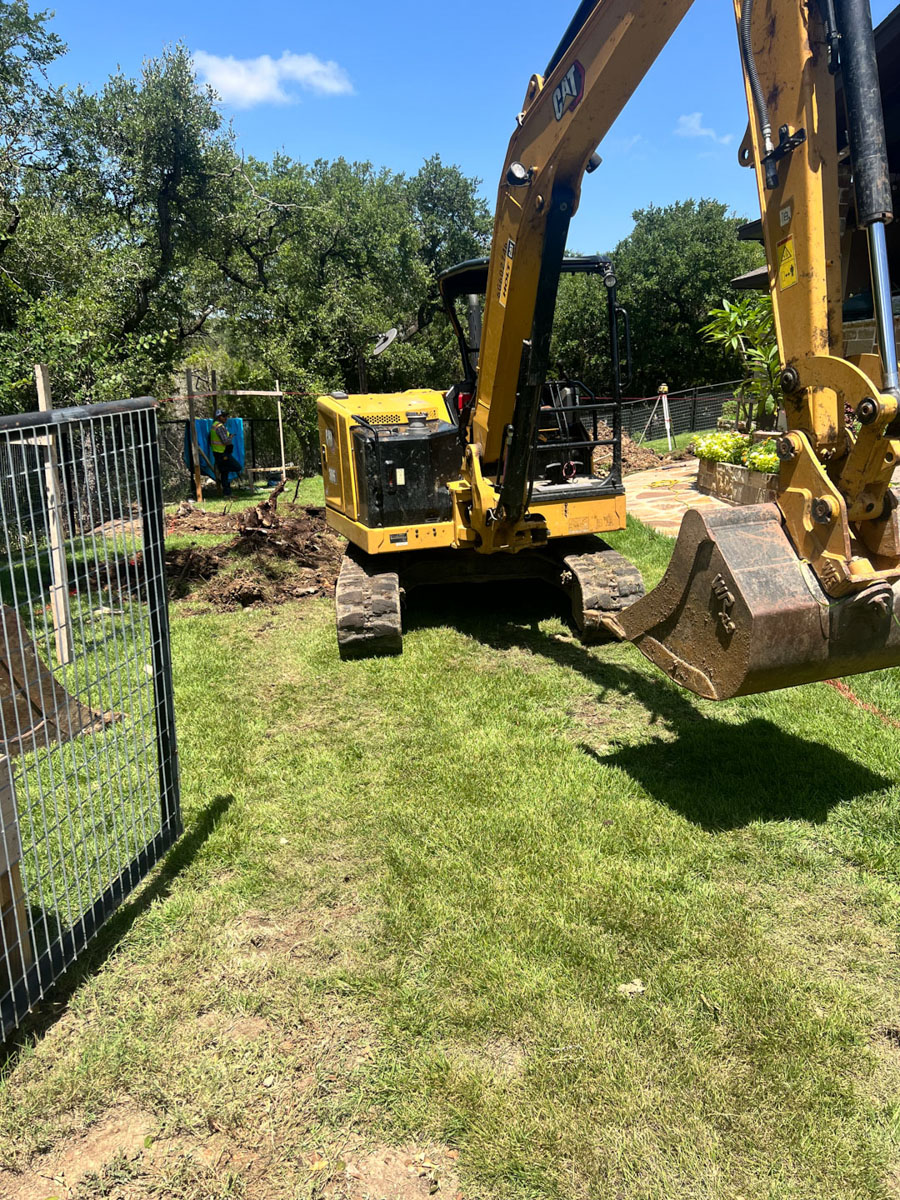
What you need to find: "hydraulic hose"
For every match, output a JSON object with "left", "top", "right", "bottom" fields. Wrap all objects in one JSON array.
[{"left": 739, "top": 0, "right": 776, "bottom": 186}]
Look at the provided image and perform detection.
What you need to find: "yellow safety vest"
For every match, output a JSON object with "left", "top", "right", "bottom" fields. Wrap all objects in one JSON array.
[{"left": 211, "top": 421, "right": 229, "bottom": 453}]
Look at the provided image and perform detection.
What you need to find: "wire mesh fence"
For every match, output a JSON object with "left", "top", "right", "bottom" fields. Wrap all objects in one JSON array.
[
  {"left": 621, "top": 381, "right": 741, "bottom": 443},
  {"left": 0, "top": 398, "right": 180, "bottom": 1041},
  {"left": 158, "top": 416, "right": 319, "bottom": 501}
]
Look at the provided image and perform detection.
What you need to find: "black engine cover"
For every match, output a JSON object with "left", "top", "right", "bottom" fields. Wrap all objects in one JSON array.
[{"left": 352, "top": 416, "right": 460, "bottom": 528}]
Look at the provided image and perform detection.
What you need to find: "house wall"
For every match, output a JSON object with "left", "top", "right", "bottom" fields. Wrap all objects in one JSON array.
[{"left": 843, "top": 316, "right": 900, "bottom": 359}]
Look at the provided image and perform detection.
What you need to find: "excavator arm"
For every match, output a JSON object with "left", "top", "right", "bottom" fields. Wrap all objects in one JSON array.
[
  {"left": 465, "top": 0, "right": 900, "bottom": 698},
  {"left": 463, "top": 0, "right": 694, "bottom": 550}
]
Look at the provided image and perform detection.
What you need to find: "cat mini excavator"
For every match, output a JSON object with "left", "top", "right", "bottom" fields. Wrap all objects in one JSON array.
[{"left": 318, "top": 0, "right": 900, "bottom": 700}]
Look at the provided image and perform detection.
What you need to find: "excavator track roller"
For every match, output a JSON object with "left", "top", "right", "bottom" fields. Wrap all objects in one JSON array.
[{"left": 613, "top": 504, "right": 900, "bottom": 699}]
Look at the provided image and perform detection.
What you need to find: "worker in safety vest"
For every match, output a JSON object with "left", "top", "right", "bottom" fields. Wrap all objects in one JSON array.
[{"left": 211, "top": 409, "right": 237, "bottom": 497}]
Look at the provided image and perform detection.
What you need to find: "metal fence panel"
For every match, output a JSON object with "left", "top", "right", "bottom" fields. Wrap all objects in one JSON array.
[
  {"left": 0, "top": 399, "right": 180, "bottom": 1041},
  {"left": 621, "top": 381, "right": 741, "bottom": 443},
  {"left": 159, "top": 417, "right": 319, "bottom": 501}
]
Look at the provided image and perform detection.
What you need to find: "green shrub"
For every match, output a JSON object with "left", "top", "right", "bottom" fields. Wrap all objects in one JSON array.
[
  {"left": 693, "top": 431, "right": 749, "bottom": 464},
  {"left": 743, "top": 439, "right": 779, "bottom": 474}
]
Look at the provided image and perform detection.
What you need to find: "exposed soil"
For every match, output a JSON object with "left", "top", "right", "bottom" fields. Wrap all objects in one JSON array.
[
  {"left": 163, "top": 496, "right": 345, "bottom": 611},
  {"left": 591, "top": 421, "right": 671, "bottom": 474},
  {"left": 321, "top": 1144, "right": 462, "bottom": 1200},
  {"left": 0, "top": 1106, "right": 154, "bottom": 1200}
]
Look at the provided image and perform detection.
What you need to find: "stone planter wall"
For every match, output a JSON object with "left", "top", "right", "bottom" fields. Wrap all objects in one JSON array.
[{"left": 697, "top": 458, "right": 778, "bottom": 506}]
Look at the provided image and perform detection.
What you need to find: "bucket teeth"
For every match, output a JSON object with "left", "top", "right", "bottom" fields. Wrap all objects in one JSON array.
[{"left": 617, "top": 503, "right": 900, "bottom": 699}]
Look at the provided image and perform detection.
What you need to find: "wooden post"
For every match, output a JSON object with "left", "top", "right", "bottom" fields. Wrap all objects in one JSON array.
[
  {"left": 185, "top": 368, "right": 203, "bottom": 503},
  {"left": 34, "top": 365, "right": 73, "bottom": 666},
  {"left": 276, "top": 379, "right": 286, "bottom": 483},
  {"left": 0, "top": 756, "right": 32, "bottom": 990},
  {"left": 210, "top": 367, "right": 218, "bottom": 414}
]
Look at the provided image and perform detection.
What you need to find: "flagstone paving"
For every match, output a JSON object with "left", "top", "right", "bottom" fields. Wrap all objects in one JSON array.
[{"left": 624, "top": 458, "right": 729, "bottom": 537}]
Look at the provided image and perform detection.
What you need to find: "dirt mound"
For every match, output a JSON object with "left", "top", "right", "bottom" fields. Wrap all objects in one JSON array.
[
  {"left": 591, "top": 422, "right": 663, "bottom": 474},
  {"left": 164, "top": 491, "right": 345, "bottom": 611},
  {"left": 166, "top": 499, "right": 236, "bottom": 536}
]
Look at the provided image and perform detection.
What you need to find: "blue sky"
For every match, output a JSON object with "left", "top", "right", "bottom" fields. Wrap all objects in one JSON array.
[{"left": 49, "top": 0, "right": 897, "bottom": 252}]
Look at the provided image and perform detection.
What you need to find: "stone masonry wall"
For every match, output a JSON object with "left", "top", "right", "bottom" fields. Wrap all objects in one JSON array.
[{"left": 843, "top": 315, "right": 900, "bottom": 358}]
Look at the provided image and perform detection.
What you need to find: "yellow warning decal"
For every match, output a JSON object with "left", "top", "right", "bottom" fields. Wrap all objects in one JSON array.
[
  {"left": 777, "top": 234, "right": 797, "bottom": 290},
  {"left": 498, "top": 238, "right": 515, "bottom": 308}
]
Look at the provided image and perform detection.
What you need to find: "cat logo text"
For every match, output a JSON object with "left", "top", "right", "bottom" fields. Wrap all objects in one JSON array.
[{"left": 553, "top": 61, "right": 585, "bottom": 121}]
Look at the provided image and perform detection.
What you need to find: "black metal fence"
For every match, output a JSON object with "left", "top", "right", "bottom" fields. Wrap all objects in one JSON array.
[
  {"left": 620, "top": 381, "right": 740, "bottom": 443},
  {"left": 0, "top": 398, "right": 180, "bottom": 1041},
  {"left": 159, "top": 417, "right": 319, "bottom": 501}
]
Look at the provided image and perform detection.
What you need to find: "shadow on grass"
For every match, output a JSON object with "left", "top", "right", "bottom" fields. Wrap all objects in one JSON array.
[
  {"left": 1, "top": 791, "right": 234, "bottom": 1070},
  {"left": 406, "top": 582, "right": 891, "bottom": 830}
]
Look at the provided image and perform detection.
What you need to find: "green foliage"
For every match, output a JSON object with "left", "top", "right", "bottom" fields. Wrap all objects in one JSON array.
[
  {"left": 743, "top": 438, "right": 779, "bottom": 473},
  {"left": 700, "top": 293, "right": 781, "bottom": 428},
  {"left": 693, "top": 430, "right": 779, "bottom": 474},
  {"left": 552, "top": 200, "right": 764, "bottom": 396},
  {"left": 693, "top": 430, "right": 749, "bottom": 464},
  {"left": 0, "top": 34, "right": 246, "bottom": 407}
]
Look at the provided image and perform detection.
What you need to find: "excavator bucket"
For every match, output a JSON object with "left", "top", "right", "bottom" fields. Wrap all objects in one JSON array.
[{"left": 613, "top": 504, "right": 900, "bottom": 700}]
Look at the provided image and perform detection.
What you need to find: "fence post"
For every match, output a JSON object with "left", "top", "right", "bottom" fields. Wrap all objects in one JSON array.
[
  {"left": 276, "top": 380, "right": 286, "bottom": 483},
  {"left": 185, "top": 368, "right": 202, "bottom": 504},
  {"left": 691, "top": 388, "right": 699, "bottom": 432},
  {"left": 136, "top": 407, "right": 181, "bottom": 840},
  {"left": 34, "top": 365, "right": 73, "bottom": 666}
]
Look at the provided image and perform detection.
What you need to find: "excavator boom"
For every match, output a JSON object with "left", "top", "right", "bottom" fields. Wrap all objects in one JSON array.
[{"left": 475, "top": 0, "right": 900, "bottom": 697}]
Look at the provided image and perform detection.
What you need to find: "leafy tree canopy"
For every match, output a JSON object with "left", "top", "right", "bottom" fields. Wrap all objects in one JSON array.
[{"left": 553, "top": 199, "right": 765, "bottom": 396}]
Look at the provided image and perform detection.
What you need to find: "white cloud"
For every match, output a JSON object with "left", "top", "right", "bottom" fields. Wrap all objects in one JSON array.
[
  {"left": 193, "top": 50, "right": 353, "bottom": 108},
  {"left": 674, "top": 112, "right": 733, "bottom": 146}
]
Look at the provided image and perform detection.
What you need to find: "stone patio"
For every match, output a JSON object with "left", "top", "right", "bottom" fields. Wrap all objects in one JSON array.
[{"left": 624, "top": 458, "right": 728, "bottom": 537}]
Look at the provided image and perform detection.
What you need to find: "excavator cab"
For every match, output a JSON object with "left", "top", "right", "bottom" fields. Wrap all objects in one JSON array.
[{"left": 438, "top": 254, "right": 630, "bottom": 495}]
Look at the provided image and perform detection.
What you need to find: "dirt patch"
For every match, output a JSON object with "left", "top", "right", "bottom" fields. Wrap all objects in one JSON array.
[
  {"left": 236, "top": 903, "right": 367, "bottom": 966},
  {"left": 196, "top": 1012, "right": 274, "bottom": 1041},
  {"left": 591, "top": 422, "right": 665, "bottom": 475},
  {"left": 322, "top": 1143, "right": 462, "bottom": 1200},
  {"left": 165, "top": 499, "right": 237, "bottom": 537},
  {"left": 0, "top": 1106, "right": 154, "bottom": 1200},
  {"left": 163, "top": 497, "right": 345, "bottom": 610}
]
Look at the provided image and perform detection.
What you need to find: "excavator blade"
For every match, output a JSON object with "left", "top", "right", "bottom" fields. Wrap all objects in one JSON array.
[{"left": 613, "top": 503, "right": 900, "bottom": 700}]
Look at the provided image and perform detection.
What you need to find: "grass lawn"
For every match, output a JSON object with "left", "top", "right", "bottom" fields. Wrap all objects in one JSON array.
[
  {"left": 639, "top": 428, "right": 709, "bottom": 456},
  {"left": 2, "top": 483, "right": 900, "bottom": 1199}
]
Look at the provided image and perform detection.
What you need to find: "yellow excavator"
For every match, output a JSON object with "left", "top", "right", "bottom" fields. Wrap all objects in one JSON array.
[{"left": 318, "top": 0, "right": 900, "bottom": 700}]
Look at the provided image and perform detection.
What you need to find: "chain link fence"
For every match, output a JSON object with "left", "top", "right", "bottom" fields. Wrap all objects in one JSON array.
[{"left": 1, "top": 398, "right": 180, "bottom": 1041}]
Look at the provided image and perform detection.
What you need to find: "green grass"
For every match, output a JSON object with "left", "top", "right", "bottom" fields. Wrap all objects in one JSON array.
[
  {"left": 164, "top": 476, "right": 325, "bottom": 520},
  {"left": 3, "top": 499, "right": 900, "bottom": 1199},
  {"left": 640, "top": 427, "right": 709, "bottom": 455}
]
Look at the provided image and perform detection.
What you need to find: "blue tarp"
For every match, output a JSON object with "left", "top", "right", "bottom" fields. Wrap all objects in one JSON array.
[{"left": 183, "top": 418, "right": 245, "bottom": 481}]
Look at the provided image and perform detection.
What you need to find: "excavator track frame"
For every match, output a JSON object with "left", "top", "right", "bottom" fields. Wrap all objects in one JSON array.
[{"left": 334, "top": 540, "right": 645, "bottom": 658}]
